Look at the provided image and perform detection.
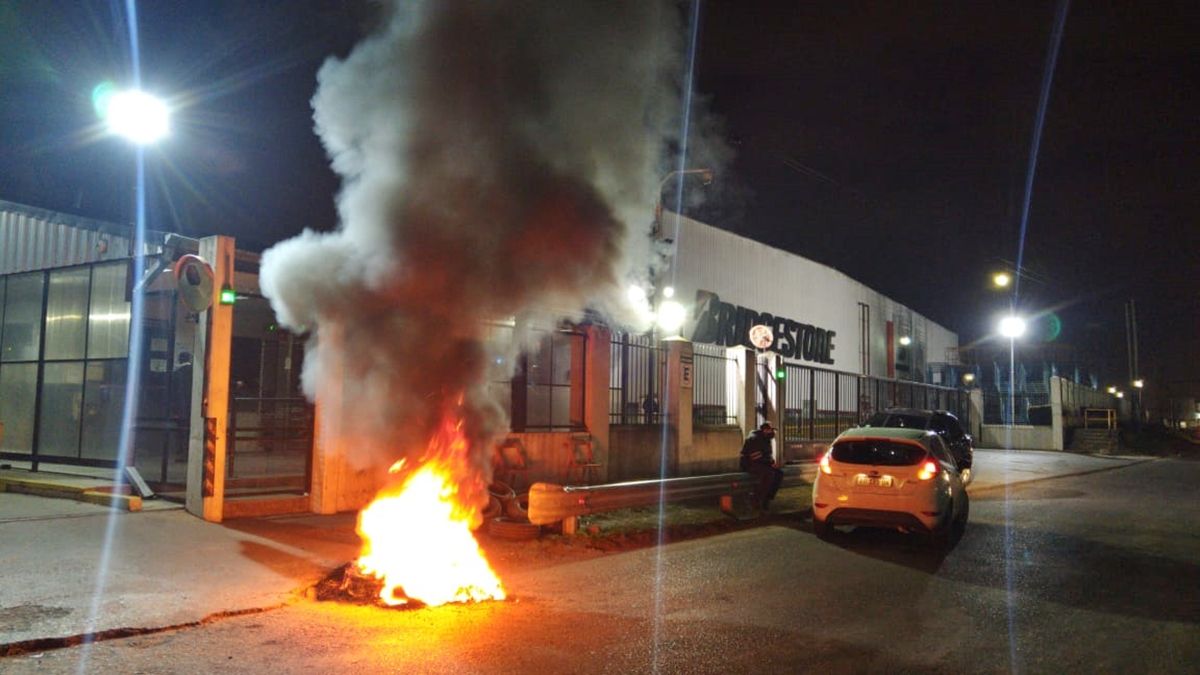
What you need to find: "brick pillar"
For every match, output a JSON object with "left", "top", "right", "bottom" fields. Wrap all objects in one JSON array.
[{"left": 665, "top": 338, "right": 693, "bottom": 476}]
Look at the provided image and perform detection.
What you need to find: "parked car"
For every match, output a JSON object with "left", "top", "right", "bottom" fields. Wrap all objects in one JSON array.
[
  {"left": 812, "top": 426, "right": 970, "bottom": 549},
  {"left": 861, "top": 408, "right": 974, "bottom": 483}
]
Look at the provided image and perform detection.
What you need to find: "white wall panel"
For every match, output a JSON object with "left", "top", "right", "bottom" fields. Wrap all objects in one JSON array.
[{"left": 662, "top": 213, "right": 957, "bottom": 379}]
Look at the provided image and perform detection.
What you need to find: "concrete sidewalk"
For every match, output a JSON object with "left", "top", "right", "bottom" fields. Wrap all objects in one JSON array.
[{"left": 0, "top": 449, "right": 1147, "bottom": 651}]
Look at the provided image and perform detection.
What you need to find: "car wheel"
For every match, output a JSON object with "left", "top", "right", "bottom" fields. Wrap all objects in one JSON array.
[
  {"left": 929, "top": 525, "right": 952, "bottom": 551},
  {"left": 952, "top": 492, "right": 970, "bottom": 540},
  {"left": 813, "top": 517, "right": 832, "bottom": 541}
]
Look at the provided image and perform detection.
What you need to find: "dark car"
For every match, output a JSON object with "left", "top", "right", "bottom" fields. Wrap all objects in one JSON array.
[{"left": 861, "top": 408, "right": 974, "bottom": 480}]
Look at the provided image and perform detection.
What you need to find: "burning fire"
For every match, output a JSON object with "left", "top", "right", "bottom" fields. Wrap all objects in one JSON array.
[{"left": 355, "top": 416, "right": 506, "bottom": 607}]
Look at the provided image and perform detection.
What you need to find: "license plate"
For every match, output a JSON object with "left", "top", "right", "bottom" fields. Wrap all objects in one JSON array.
[{"left": 855, "top": 475, "right": 893, "bottom": 488}]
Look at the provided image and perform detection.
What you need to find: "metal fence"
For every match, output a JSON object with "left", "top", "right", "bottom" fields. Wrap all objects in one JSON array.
[
  {"left": 609, "top": 333, "right": 665, "bottom": 424},
  {"left": 781, "top": 362, "right": 970, "bottom": 443},
  {"left": 982, "top": 391, "right": 1051, "bottom": 425},
  {"left": 1060, "top": 378, "right": 1113, "bottom": 426},
  {"left": 692, "top": 343, "right": 738, "bottom": 425}
]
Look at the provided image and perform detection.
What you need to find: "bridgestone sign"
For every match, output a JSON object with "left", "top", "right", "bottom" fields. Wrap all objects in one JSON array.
[{"left": 690, "top": 290, "right": 836, "bottom": 365}]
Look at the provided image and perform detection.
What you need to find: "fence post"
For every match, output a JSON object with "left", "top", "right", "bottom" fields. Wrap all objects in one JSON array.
[
  {"left": 1050, "top": 376, "right": 1064, "bottom": 451},
  {"left": 808, "top": 368, "right": 816, "bottom": 440},
  {"left": 968, "top": 388, "right": 984, "bottom": 441},
  {"left": 665, "top": 338, "right": 693, "bottom": 476},
  {"left": 582, "top": 325, "right": 612, "bottom": 482},
  {"left": 833, "top": 372, "right": 841, "bottom": 436},
  {"left": 734, "top": 347, "right": 757, "bottom": 438}
]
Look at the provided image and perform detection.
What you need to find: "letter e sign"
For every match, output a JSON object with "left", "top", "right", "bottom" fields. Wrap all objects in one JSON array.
[{"left": 681, "top": 362, "right": 693, "bottom": 389}]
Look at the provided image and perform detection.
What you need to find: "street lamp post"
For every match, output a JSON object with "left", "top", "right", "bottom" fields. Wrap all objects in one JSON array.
[
  {"left": 998, "top": 315, "right": 1027, "bottom": 428},
  {"left": 653, "top": 168, "right": 714, "bottom": 234},
  {"left": 99, "top": 88, "right": 170, "bottom": 473}
]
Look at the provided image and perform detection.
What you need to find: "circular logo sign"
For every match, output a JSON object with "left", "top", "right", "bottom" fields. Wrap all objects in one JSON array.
[
  {"left": 748, "top": 324, "right": 774, "bottom": 350},
  {"left": 174, "top": 254, "right": 215, "bottom": 313}
]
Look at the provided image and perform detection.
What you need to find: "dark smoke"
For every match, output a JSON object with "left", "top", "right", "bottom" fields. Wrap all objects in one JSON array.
[{"left": 261, "top": 1, "right": 705, "bottom": 480}]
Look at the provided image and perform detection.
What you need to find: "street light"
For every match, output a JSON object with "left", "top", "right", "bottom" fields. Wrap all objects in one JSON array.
[
  {"left": 1107, "top": 386, "right": 1118, "bottom": 394},
  {"left": 998, "top": 315, "right": 1027, "bottom": 339},
  {"left": 102, "top": 89, "right": 170, "bottom": 145},
  {"left": 1133, "top": 379, "right": 1145, "bottom": 389},
  {"left": 653, "top": 168, "right": 714, "bottom": 230},
  {"left": 655, "top": 300, "right": 687, "bottom": 336},
  {"left": 997, "top": 314, "right": 1027, "bottom": 430},
  {"left": 992, "top": 272, "right": 1012, "bottom": 289}
]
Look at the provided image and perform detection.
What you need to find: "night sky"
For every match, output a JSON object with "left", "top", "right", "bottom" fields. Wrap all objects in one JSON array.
[{"left": 1, "top": 1, "right": 1196, "bottom": 394}]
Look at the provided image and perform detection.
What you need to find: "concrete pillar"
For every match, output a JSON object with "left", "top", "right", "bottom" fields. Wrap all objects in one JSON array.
[
  {"left": 665, "top": 338, "right": 693, "bottom": 476},
  {"left": 733, "top": 347, "right": 756, "bottom": 438},
  {"left": 581, "top": 325, "right": 612, "bottom": 483},
  {"left": 186, "top": 235, "right": 235, "bottom": 522},
  {"left": 309, "top": 324, "right": 380, "bottom": 515},
  {"left": 968, "top": 388, "right": 984, "bottom": 442},
  {"left": 1050, "top": 376, "right": 1065, "bottom": 451}
]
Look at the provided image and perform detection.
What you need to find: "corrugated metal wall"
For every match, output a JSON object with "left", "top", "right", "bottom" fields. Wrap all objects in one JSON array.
[{"left": 0, "top": 200, "right": 157, "bottom": 275}]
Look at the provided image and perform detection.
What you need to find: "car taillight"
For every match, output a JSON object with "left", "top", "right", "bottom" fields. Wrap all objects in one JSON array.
[
  {"left": 917, "top": 458, "right": 939, "bottom": 481},
  {"left": 819, "top": 451, "right": 832, "bottom": 475}
]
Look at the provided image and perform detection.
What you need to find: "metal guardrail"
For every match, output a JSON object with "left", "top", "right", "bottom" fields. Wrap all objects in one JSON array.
[{"left": 527, "top": 464, "right": 811, "bottom": 531}]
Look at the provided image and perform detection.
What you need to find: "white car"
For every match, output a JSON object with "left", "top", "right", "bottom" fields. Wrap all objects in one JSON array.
[{"left": 812, "top": 426, "right": 969, "bottom": 548}]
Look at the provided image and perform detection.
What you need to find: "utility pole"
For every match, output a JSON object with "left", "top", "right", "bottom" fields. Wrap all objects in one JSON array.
[{"left": 1124, "top": 299, "right": 1141, "bottom": 428}]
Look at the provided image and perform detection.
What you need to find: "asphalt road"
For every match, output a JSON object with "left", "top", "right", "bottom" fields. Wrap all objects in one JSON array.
[{"left": 7, "top": 458, "right": 1198, "bottom": 674}]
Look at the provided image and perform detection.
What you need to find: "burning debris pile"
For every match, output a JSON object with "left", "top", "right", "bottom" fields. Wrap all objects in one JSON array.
[{"left": 262, "top": 1, "right": 708, "bottom": 607}]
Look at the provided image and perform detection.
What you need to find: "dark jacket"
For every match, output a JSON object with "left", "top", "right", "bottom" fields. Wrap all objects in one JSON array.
[{"left": 740, "top": 430, "right": 775, "bottom": 470}]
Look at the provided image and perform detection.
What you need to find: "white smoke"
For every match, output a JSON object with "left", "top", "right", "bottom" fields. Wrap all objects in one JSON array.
[{"left": 260, "top": 1, "right": 706, "bottom": 476}]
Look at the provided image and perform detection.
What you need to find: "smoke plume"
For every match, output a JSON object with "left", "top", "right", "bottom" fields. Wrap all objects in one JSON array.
[{"left": 261, "top": 1, "right": 697, "bottom": 480}]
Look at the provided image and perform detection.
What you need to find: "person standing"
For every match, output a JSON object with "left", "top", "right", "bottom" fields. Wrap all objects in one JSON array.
[
  {"left": 740, "top": 422, "right": 783, "bottom": 511},
  {"left": 642, "top": 392, "right": 659, "bottom": 423}
]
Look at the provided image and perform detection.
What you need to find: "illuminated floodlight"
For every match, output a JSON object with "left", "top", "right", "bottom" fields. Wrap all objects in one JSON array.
[
  {"left": 898, "top": 336, "right": 912, "bottom": 346},
  {"left": 1133, "top": 379, "right": 1145, "bottom": 389},
  {"left": 963, "top": 373, "right": 976, "bottom": 384},
  {"left": 662, "top": 286, "right": 675, "bottom": 299},
  {"left": 656, "top": 300, "right": 687, "bottom": 334},
  {"left": 626, "top": 284, "right": 647, "bottom": 305},
  {"left": 998, "top": 315, "right": 1026, "bottom": 339},
  {"left": 1106, "top": 386, "right": 1117, "bottom": 394},
  {"left": 1115, "top": 391, "right": 1125, "bottom": 399},
  {"left": 992, "top": 272, "right": 1011, "bottom": 288},
  {"left": 104, "top": 89, "right": 170, "bottom": 145}
]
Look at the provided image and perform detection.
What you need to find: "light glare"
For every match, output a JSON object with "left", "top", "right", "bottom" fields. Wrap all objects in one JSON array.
[
  {"left": 993, "top": 272, "right": 1011, "bottom": 288},
  {"left": 898, "top": 336, "right": 912, "bottom": 346},
  {"left": 656, "top": 300, "right": 687, "bottom": 334},
  {"left": 998, "top": 315, "right": 1026, "bottom": 339},
  {"left": 105, "top": 90, "right": 169, "bottom": 145}
]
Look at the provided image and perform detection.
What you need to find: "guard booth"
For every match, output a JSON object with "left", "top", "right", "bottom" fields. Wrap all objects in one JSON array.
[{"left": 0, "top": 201, "right": 314, "bottom": 522}]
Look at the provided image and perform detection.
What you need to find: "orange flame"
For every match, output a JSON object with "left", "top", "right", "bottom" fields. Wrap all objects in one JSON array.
[{"left": 355, "top": 415, "right": 505, "bottom": 607}]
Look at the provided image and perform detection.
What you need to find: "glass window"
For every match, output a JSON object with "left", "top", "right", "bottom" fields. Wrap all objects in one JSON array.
[
  {"left": 43, "top": 267, "right": 91, "bottom": 360},
  {"left": 37, "top": 361, "right": 85, "bottom": 458},
  {"left": 88, "top": 262, "right": 130, "bottom": 359},
  {"left": 81, "top": 360, "right": 128, "bottom": 461},
  {"left": 831, "top": 440, "right": 926, "bottom": 466},
  {"left": 1, "top": 273, "right": 45, "bottom": 362},
  {"left": 0, "top": 363, "right": 38, "bottom": 453}
]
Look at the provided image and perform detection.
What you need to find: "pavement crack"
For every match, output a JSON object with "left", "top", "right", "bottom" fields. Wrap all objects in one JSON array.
[{"left": 0, "top": 602, "right": 294, "bottom": 658}]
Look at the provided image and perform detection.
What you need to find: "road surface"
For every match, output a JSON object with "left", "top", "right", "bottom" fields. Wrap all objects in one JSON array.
[{"left": 5, "top": 457, "right": 1198, "bottom": 674}]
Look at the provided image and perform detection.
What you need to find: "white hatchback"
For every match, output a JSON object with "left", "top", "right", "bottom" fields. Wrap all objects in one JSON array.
[{"left": 812, "top": 426, "right": 969, "bottom": 548}]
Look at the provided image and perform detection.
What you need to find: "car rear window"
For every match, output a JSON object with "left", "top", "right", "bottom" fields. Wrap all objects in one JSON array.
[
  {"left": 863, "top": 413, "right": 929, "bottom": 430},
  {"left": 831, "top": 440, "right": 927, "bottom": 466}
]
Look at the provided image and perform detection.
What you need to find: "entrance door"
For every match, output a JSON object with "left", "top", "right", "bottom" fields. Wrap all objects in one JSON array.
[{"left": 226, "top": 295, "right": 311, "bottom": 496}]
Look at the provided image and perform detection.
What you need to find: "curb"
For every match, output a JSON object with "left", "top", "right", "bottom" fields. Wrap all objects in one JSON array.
[{"left": 0, "top": 477, "right": 142, "bottom": 512}]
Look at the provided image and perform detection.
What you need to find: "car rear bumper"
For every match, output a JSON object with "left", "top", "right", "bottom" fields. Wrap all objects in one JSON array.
[{"left": 818, "top": 507, "right": 937, "bottom": 533}]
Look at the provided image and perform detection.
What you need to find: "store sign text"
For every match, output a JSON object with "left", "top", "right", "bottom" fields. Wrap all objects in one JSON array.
[{"left": 690, "top": 291, "right": 836, "bottom": 364}]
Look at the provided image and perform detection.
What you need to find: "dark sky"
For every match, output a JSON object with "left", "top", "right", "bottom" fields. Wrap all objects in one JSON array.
[{"left": 1, "top": 1, "right": 1196, "bottom": 392}]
